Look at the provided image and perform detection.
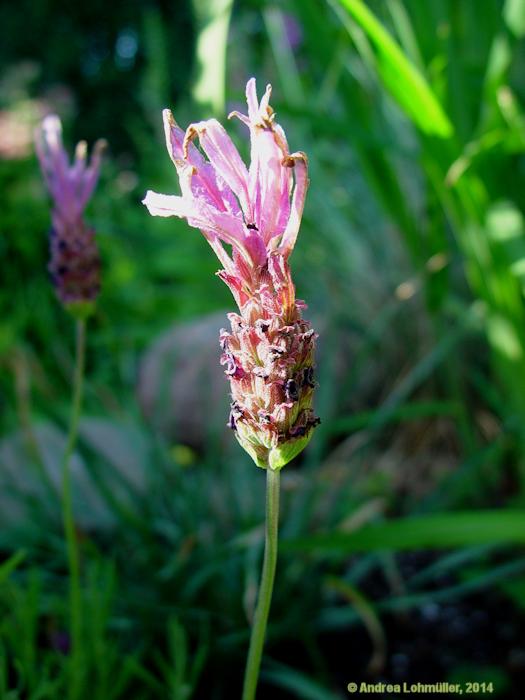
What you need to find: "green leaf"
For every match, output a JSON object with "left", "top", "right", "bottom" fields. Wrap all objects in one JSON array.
[
  {"left": 0, "top": 550, "right": 26, "bottom": 584},
  {"left": 282, "top": 511, "right": 525, "bottom": 553},
  {"left": 499, "top": 575, "right": 525, "bottom": 612},
  {"left": 263, "top": 661, "right": 341, "bottom": 700},
  {"left": 331, "top": 0, "right": 453, "bottom": 137},
  {"left": 504, "top": 0, "right": 525, "bottom": 37},
  {"left": 318, "top": 558, "right": 525, "bottom": 630},
  {"left": 192, "top": 0, "right": 234, "bottom": 114},
  {"left": 328, "top": 400, "right": 460, "bottom": 435}
]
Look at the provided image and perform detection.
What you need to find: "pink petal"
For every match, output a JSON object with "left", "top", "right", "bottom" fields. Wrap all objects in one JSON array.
[
  {"left": 217, "top": 270, "right": 251, "bottom": 308},
  {"left": 183, "top": 119, "right": 252, "bottom": 220},
  {"left": 164, "top": 110, "right": 242, "bottom": 217},
  {"left": 77, "top": 139, "right": 106, "bottom": 210},
  {"left": 258, "top": 83, "right": 273, "bottom": 116},
  {"left": 163, "top": 109, "right": 201, "bottom": 166},
  {"left": 144, "top": 78, "right": 309, "bottom": 284},
  {"left": 72, "top": 140, "right": 87, "bottom": 175},
  {"left": 35, "top": 115, "right": 104, "bottom": 222},
  {"left": 228, "top": 109, "right": 251, "bottom": 128},
  {"left": 250, "top": 127, "right": 292, "bottom": 245},
  {"left": 143, "top": 190, "right": 257, "bottom": 267},
  {"left": 273, "top": 161, "right": 292, "bottom": 240},
  {"left": 243, "top": 82, "right": 292, "bottom": 244},
  {"left": 143, "top": 191, "right": 234, "bottom": 272},
  {"left": 277, "top": 152, "right": 309, "bottom": 257},
  {"left": 142, "top": 191, "right": 193, "bottom": 218},
  {"left": 229, "top": 79, "right": 293, "bottom": 245},
  {"left": 245, "top": 77, "right": 260, "bottom": 123}
]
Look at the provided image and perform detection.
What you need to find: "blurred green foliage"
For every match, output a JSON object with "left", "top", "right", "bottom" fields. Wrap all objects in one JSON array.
[{"left": 1, "top": 0, "right": 525, "bottom": 697}]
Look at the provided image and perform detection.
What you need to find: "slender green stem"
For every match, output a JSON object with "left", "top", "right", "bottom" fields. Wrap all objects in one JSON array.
[
  {"left": 242, "top": 468, "right": 280, "bottom": 700},
  {"left": 62, "top": 318, "right": 87, "bottom": 700},
  {"left": 13, "top": 351, "right": 57, "bottom": 501}
]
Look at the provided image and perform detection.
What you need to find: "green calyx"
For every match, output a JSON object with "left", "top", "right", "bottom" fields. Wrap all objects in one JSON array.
[
  {"left": 268, "top": 432, "right": 314, "bottom": 469},
  {"left": 65, "top": 300, "right": 96, "bottom": 320},
  {"left": 235, "top": 424, "right": 315, "bottom": 470}
]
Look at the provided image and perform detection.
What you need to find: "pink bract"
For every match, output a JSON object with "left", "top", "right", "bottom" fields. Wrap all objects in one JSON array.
[{"left": 143, "top": 78, "right": 308, "bottom": 301}]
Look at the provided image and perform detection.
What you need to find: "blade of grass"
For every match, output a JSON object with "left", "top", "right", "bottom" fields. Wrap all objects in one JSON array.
[
  {"left": 263, "top": 661, "right": 343, "bottom": 700},
  {"left": 325, "top": 576, "right": 386, "bottom": 674},
  {"left": 263, "top": 7, "right": 305, "bottom": 107},
  {"left": 405, "top": 543, "right": 498, "bottom": 589},
  {"left": 282, "top": 510, "right": 525, "bottom": 553},
  {"left": 385, "top": 0, "right": 424, "bottom": 71},
  {"left": 504, "top": 0, "right": 525, "bottom": 36},
  {"left": 191, "top": 0, "right": 234, "bottom": 114},
  {"left": 318, "top": 557, "right": 525, "bottom": 630},
  {"left": 328, "top": 399, "right": 460, "bottom": 435},
  {"left": 329, "top": 0, "right": 453, "bottom": 136},
  {"left": 0, "top": 550, "right": 26, "bottom": 584}
]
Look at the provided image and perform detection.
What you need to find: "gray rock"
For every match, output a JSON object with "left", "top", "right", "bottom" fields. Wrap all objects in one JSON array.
[{"left": 137, "top": 312, "right": 231, "bottom": 446}]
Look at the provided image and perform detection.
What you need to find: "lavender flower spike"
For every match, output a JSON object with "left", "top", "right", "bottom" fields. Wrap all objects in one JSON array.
[
  {"left": 35, "top": 115, "right": 106, "bottom": 317},
  {"left": 143, "top": 78, "right": 319, "bottom": 469}
]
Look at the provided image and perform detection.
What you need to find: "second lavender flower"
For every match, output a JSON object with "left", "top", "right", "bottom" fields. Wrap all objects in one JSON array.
[{"left": 35, "top": 115, "right": 105, "bottom": 317}]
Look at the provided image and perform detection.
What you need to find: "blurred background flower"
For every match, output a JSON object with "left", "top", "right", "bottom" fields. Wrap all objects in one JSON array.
[{"left": 35, "top": 114, "right": 105, "bottom": 311}]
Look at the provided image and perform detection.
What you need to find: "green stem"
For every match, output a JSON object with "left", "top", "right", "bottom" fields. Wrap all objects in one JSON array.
[
  {"left": 62, "top": 318, "right": 87, "bottom": 700},
  {"left": 242, "top": 468, "right": 280, "bottom": 700}
]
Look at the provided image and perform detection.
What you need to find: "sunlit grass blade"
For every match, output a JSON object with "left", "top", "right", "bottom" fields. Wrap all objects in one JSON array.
[
  {"left": 282, "top": 510, "right": 525, "bottom": 553},
  {"left": 191, "top": 0, "right": 234, "bottom": 114},
  {"left": 385, "top": 0, "right": 424, "bottom": 70},
  {"left": 330, "top": 0, "right": 453, "bottom": 137},
  {"left": 504, "top": 0, "right": 525, "bottom": 36}
]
